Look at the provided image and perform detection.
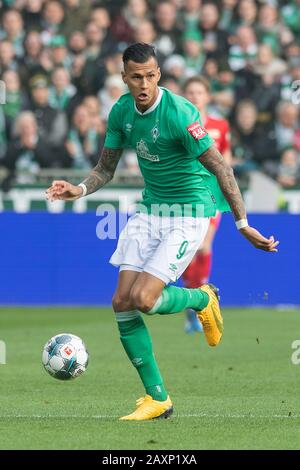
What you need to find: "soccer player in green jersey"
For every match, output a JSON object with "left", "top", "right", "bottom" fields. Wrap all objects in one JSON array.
[{"left": 46, "top": 43, "right": 279, "bottom": 421}]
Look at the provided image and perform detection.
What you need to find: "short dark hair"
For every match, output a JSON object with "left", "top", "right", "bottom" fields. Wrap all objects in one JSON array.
[{"left": 123, "top": 43, "right": 157, "bottom": 66}]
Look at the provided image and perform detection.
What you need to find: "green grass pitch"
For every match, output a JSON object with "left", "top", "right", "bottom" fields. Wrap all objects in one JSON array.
[{"left": 0, "top": 306, "right": 300, "bottom": 450}]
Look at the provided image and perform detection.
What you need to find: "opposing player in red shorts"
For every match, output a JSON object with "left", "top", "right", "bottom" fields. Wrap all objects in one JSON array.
[{"left": 183, "top": 76, "right": 232, "bottom": 333}]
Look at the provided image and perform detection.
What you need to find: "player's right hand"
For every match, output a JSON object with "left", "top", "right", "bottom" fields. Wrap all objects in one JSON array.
[{"left": 46, "top": 180, "right": 83, "bottom": 201}]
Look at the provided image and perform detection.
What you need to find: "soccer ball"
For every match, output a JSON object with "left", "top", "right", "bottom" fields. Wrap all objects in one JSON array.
[{"left": 42, "top": 333, "right": 89, "bottom": 380}]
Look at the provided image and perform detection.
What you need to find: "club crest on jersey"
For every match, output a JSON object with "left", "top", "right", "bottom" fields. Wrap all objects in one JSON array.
[
  {"left": 187, "top": 122, "right": 207, "bottom": 140},
  {"left": 136, "top": 140, "right": 159, "bottom": 162},
  {"left": 151, "top": 124, "right": 160, "bottom": 142}
]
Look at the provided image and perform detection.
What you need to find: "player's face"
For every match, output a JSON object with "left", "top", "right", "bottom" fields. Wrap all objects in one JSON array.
[
  {"left": 122, "top": 57, "right": 161, "bottom": 112},
  {"left": 184, "top": 82, "right": 210, "bottom": 113}
]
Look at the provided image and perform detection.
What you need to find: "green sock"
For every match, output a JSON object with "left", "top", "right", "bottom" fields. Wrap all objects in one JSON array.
[
  {"left": 148, "top": 286, "right": 209, "bottom": 315},
  {"left": 115, "top": 310, "right": 168, "bottom": 402}
]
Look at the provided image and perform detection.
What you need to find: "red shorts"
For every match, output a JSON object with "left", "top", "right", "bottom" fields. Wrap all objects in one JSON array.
[
  {"left": 181, "top": 251, "right": 204, "bottom": 288},
  {"left": 210, "top": 211, "right": 222, "bottom": 229},
  {"left": 181, "top": 213, "right": 222, "bottom": 288}
]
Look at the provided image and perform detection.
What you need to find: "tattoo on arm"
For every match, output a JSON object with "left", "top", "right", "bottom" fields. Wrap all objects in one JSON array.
[
  {"left": 198, "top": 145, "right": 246, "bottom": 220},
  {"left": 81, "top": 147, "right": 122, "bottom": 195}
]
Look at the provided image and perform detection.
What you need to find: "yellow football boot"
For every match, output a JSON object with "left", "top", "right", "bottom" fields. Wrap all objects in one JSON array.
[
  {"left": 197, "top": 283, "right": 223, "bottom": 347},
  {"left": 120, "top": 395, "right": 173, "bottom": 421}
]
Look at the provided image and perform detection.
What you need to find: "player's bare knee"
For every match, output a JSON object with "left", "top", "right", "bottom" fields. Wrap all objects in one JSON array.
[
  {"left": 130, "top": 288, "right": 157, "bottom": 313},
  {"left": 112, "top": 293, "right": 132, "bottom": 312}
]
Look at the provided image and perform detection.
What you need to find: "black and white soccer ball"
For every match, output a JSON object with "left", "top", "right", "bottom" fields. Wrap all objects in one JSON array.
[{"left": 42, "top": 333, "right": 89, "bottom": 380}]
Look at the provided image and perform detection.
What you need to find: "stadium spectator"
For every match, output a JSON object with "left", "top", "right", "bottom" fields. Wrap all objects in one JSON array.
[
  {"left": 231, "top": 99, "right": 277, "bottom": 177},
  {"left": 65, "top": 104, "right": 102, "bottom": 169},
  {"left": 49, "top": 67, "right": 80, "bottom": 119},
  {"left": 154, "top": 1, "right": 181, "bottom": 57},
  {"left": 103, "top": 46, "right": 124, "bottom": 77},
  {"left": 98, "top": 74, "right": 127, "bottom": 121},
  {"left": 276, "top": 147, "right": 300, "bottom": 188},
  {"left": 133, "top": 19, "right": 167, "bottom": 67},
  {"left": 255, "top": 3, "right": 293, "bottom": 55},
  {"left": 90, "top": 5, "right": 115, "bottom": 52},
  {"left": 29, "top": 74, "right": 68, "bottom": 149},
  {"left": 0, "top": 40, "right": 18, "bottom": 74},
  {"left": 68, "top": 31, "right": 87, "bottom": 58},
  {"left": 82, "top": 95, "right": 105, "bottom": 135},
  {"left": 1, "top": 69, "right": 29, "bottom": 137},
  {"left": 275, "top": 101, "right": 300, "bottom": 152},
  {"left": 22, "top": 0, "right": 44, "bottom": 31},
  {"left": 63, "top": 0, "right": 91, "bottom": 39},
  {"left": 76, "top": 20, "right": 113, "bottom": 95},
  {"left": 162, "top": 54, "right": 187, "bottom": 84},
  {"left": 0, "top": 9, "right": 24, "bottom": 58},
  {"left": 205, "top": 63, "right": 235, "bottom": 117},
  {"left": 228, "top": 25, "right": 258, "bottom": 71},
  {"left": 253, "top": 43, "right": 287, "bottom": 78},
  {"left": 251, "top": 73, "right": 281, "bottom": 127},
  {"left": 90, "top": 6, "right": 111, "bottom": 32},
  {"left": 18, "top": 31, "right": 44, "bottom": 87},
  {"left": 179, "top": 0, "right": 202, "bottom": 32},
  {"left": 1, "top": 111, "right": 60, "bottom": 190},
  {"left": 0, "top": 107, "right": 7, "bottom": 159},
  {"left": 182, "top": 29, "right": 205, "bottom": 76},
  {"left": 111, "top": 0, "right": 150, "bottom": 44},
  {"left": 48, "top": 34, "right": 72, "bottom": 72},
  {"left": 160, "top": 75, "right": 182, "bottom": 95},
  {"left": 199, "top": 2, "right": 229, "bottom": 60},
  {"left": 40, "top": 1, "right": 65, "bottom": 46},
  {"left": 283, "top": 41, "right": 300, "bottom": 69},
  {"left": 281, "top": 0, "right": 300, "bottom": 40},
  {"left": 218, "top": 0, "right": 238, "bottom": 32}
]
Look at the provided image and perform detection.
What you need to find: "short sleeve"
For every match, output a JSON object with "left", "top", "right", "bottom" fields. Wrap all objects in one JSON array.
[
  {"left": 104, "top": 102, "right": 125, "bottom": 149},
  {"left": 172, "top": 102, "right": 214, "bottom": 156}
]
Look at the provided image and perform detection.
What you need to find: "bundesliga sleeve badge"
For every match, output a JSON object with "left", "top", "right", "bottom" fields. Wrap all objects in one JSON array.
[{"left": 186, "top": 122, "right": 207, "bottom": 140}]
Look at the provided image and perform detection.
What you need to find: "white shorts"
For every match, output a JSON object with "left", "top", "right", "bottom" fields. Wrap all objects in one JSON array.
[{"left": 109, "top": 213, "right": 210, "bottom": 284}]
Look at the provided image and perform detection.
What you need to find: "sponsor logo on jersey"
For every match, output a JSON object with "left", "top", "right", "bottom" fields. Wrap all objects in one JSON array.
[
  {"left": 136, "top": 140, "right": 159, "bottom": 162},
  {"left": 186, "top": 122, "right": 207, "bottom": 140},
  {"left": 125, "top": 123, "right": 132, "bottom": 132}
]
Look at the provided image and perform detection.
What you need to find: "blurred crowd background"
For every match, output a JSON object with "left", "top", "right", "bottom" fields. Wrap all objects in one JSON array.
[{"left": 0, "top": 0, "right": 300, "bottom": 191}]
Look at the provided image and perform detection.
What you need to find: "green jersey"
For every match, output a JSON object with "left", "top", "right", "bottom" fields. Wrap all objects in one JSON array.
[{"left": 104, "top": 87, "right": 230, "bottom": 217}]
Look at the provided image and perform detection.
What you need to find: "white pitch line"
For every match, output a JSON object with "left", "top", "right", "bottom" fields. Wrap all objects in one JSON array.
[{"left": 0, "top": 413, "right": 300, "bottom": 419}]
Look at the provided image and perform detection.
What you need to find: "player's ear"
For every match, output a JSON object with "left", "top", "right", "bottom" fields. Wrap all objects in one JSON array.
[
  {"left": 121, "top": 71, "right": 127, "bottom": 84},
  {"left": 157, "top": 67, "right": 161, "bottom": 82}
]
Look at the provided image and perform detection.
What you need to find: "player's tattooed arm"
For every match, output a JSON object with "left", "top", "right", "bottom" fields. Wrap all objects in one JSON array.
[
  {"left": 198, "top": 145, "right": 279, "bottom": 252},
  {"left": 198, "top": 145, "right": 246, "bottom": 220},
  {"left": 81, "top": 147, "right": 123, "bottom": 195},
  {"left": 46, "top": 147, "right": 123, "bottom": 201}
]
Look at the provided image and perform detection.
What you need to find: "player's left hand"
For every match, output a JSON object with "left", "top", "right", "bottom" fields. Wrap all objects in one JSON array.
[{"left": 240, "top": 226, "right": 279, "bottom": 252}]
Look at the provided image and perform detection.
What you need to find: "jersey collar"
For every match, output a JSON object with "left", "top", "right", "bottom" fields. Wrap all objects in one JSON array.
[{"left": 134, "top": 87, "right": 163, "bottom": 116}]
